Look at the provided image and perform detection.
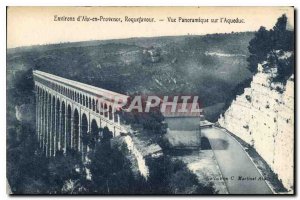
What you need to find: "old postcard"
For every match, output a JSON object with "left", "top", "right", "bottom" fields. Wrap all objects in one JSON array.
[{"left": 6, "top": 6, "right": 294, "bottom": 195}]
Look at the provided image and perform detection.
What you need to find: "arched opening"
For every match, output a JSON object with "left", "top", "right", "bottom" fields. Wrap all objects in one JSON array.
[
  {"left": 43, "top": 91, "right": 49, "bottom": 154},
  {"left": 37, "top": 88, "right": 40, "bottom": 142},
  {"left": 51, "top": 96, "right": 56, "bottom": 156},
  {"left": 89, "top": 97, "right": 92, "bottom": 109},
  {"left": 86, "top": 96, "right": 88, "bottom": 108},
  {"left": 81, "top": 114, "right": 88, "bottom": 158},
  {"left": 46, "top": 93, "right": 51, "bottom": 156},
  {"left": 91, "top": 119, "right": 99, "bottom": 140},
  {"left": 114, "top": 109, "right": 118, "bottom": 123},
  {"left": 41, "top": 90, "right": 46, "bottom": 153},
  {"left": 73, "top": 109, "right": 79, "bottom": 151},
  {"left": 109, "top": 105, "right": 113, "bottom": 120},
  {"left": 39, "top": 89, "right": 44, "bottom": 148},
  {"left": 66, "top": 105, "right": 72, "bottom": 150},
  {"left": 80, "top": 94, "right": 82, "bottom": 105},
  {"left": 61, "top": 101, "right": 66, "bottom": 152},
  {"left": 90, "top": 119, "right": 99, "bottom": 150},
  {"left": 92, "top": 99, "right": 95, "bottom": 111},
  {"left": 100, "top": 102, "right": 104, "bottom": 115},
  {"left": 55, "top": 99, "right": 61, "bottom": 153},
  {"left": 96, "top": 100, "right": 99, "bottom": 113},
  {"left": 104, "top": 103, "right": 108, "bottom": 118}
]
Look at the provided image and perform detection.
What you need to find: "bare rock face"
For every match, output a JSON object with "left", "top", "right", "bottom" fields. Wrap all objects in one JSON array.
[{"left": 218, "top": 55, "right": 294, "bottom": 191}]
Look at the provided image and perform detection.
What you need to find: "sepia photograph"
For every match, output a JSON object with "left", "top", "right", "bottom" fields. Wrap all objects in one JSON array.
[{"left": 6, "top": 6, "right": 294, "bottom": 195}]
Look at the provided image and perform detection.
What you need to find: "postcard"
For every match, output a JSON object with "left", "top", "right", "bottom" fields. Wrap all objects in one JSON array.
[{"left": 6, "top": 6, "right": 294, "bottom": 195}]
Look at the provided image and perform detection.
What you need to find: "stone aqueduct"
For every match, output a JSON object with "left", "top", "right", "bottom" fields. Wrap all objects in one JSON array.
[{"left": 33, "top": 70, "right": 129, "bottom": 157}]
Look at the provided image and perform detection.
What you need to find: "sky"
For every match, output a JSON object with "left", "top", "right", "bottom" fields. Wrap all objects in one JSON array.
[{"left": 7, "top": 6, "right": 294, "bottom": 49}]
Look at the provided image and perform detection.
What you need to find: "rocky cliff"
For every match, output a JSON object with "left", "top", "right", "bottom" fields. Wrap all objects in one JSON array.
[{"left": 218, "top": 52, "right": 294, "bottom": 191}]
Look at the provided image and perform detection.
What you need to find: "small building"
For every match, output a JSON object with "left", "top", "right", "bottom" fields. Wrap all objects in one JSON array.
[{"left": 161, "top": 103, "right": 202, "bottom": 149}]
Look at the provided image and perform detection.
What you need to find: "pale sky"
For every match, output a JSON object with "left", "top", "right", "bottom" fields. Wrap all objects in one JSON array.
[{"left": 7, "top": 6, "right": 294, "bottom": 49}]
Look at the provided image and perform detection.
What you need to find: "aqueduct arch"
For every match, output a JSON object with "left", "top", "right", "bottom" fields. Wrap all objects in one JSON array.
[{"left": 33, "top": 70, "right": 129, "bottom": 157}]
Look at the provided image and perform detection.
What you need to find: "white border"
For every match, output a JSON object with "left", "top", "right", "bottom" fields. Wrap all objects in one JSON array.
[{"left": 1, "top": 1, "right": 298, "bottom": 200}]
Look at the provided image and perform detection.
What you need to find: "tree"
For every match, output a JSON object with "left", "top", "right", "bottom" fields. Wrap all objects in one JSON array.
[
  {"left": 47, "top": 150, "right": 85, "bottom": 193},
  {"left": 247, "top": 26, "right": 272, "bottom": 73},
  {"left": 247, "top": 14, "right": 293, "bottom": 74},
  {"left": 88, "top": 138, "right": 137, "bottom": 194},
  {"left": 272, "top": 14, "right": 293, "bottom": 51},
  {"left": 101, "top": 127, "right": 113, "bottom": 142},
  {"left": 145, "top": 156, "right": 216, "bottom": 194}
]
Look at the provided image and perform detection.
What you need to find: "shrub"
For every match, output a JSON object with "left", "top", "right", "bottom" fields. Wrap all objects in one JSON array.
[{"left": 245, "top": 95, "right": 252, "bottom": 102}]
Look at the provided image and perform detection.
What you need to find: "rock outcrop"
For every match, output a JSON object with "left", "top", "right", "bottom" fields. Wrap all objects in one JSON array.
[
  {"left": 218, "top": 54, "right": 294, "bottom": 191},
  {"left": 15, "top": 103, "right": 35, "bottom": 124},
  {"left": 114, "top": 134, "right": 163, "bottom": 179}
]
